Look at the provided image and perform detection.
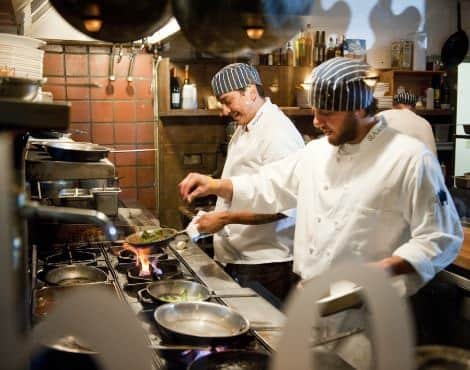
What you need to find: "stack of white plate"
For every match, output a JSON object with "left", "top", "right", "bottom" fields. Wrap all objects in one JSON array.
[
  {"left": 376, "top": 96, "right": 393, "bottom": 109},
  {"left": 373, "top": 82, "right": 390, "bottom": 97},
  {"left": 0, "top": 33, "right": 45, "bottom": 80}
]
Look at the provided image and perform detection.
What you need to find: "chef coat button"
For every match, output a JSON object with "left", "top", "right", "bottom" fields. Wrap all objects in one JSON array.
[
  {"left": 336, "top": 157, "right": 340, "bottom": 163},
  {"left": 309, "top": 248, "right": 314, "bottom": 254},
  {"left": 323, "top": 185, "right": 328, "bottom": 191},
  {"left": 317, "top": 217, "right": 321, "bottom": 223}
]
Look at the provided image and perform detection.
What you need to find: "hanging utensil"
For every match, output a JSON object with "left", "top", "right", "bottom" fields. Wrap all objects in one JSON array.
[
  {"left": 126, "top": 45, "right": 138, "bottom": 95},
  {"left": 441, "top": 1, "right": 469, "bottom": 67},
  {"left": 106, "top": 45, "right": 116, "bottom": 95}
]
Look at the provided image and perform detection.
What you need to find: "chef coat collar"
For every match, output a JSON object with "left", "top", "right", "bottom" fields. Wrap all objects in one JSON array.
[
  {"left": 243, "top": 98, "right": 271, "bottom": 132},
  {"left": 337, "top": 116, "right": 387, "bottom": 155}
]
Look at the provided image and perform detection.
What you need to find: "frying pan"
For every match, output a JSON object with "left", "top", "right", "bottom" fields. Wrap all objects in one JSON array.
[
  {"left": 139, "top": 279, "right": 257, "bottom": 305},
  {"left": 44, "top": 265, "right": 108, "bottom": 286},
  {"left": 45, "top": 142, "right": 110, "bottom": 162},
  {"left": 441, "top": 1, "right": 469, "bottom": 67},
  {"left": 153, "top": 301, "right": 250, "bottom": 345},
  {"left": 125, "top": 227, "right": 179, "bottom": 248},
  {"left": 188, "top": 350, "right": 270, "bottom": 370}
]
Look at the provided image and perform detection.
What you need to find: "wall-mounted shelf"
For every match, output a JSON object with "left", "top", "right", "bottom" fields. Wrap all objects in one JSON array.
[{"left": 159, "top": 107, "right": 314, "bottom": 118}]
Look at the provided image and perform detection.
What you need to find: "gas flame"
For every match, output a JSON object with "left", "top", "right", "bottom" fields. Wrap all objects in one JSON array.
[{"left": 123, "top": 242, "right": 151, "bottom": 276}]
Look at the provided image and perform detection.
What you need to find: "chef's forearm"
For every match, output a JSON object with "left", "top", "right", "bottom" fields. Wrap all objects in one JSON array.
[
  {"left": 375, "top": 256, "right": 416, "bottom": 276},
  {"left": 214, "top": 179, "right": 234, "bottom": 201},
  {"left": 220, "top": 211, "right": 286, "bottom": 226}
]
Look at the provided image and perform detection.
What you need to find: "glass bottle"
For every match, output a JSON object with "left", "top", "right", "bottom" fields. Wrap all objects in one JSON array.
[
  {"left": 295, "top": 28, "right": 306, "bottom": 66},
  {"left": 432, "top": 74, "right": 441, "bottom": 109},
  {"left": 170, "top": 67, "right": 181, "bottom": 109},
  {"left": 440, "top": 72, "right": 450, "bottom": 108},
  {"left": 286, "top": 41, "right": 295, "bottom": 67},
  {"left": 313, "top": 30, "right": 321, "bottom": 66},
  {"left": 319, "top": 31, "right": 326, "bottom": 64},
  {"left": 183, "top": 64, "right": 190, "bottom": 85},
  {"left": 305, "top": 23, "right": 313, "bottom": 67},
  {"left": 326, "top": 36, "right": 336, "bottom": 60}
]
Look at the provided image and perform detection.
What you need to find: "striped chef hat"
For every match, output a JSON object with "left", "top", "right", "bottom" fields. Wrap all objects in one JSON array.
[
  {"left": 307, "top": 57, "right": 374, "bottom": 111},
  {"left": 393, "top": 91, "right": 417, "bottom": 106},
  {"left": 211, "top": 63, "right": 262, "bottom": 98}
]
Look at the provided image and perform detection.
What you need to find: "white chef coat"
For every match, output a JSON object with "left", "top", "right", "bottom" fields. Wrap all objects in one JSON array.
[
  {"left": 230, "top": 118, "right": 462, "bottom": 295},
  {"left": 378, "top": 109, "right": 437, "bottom": 155},
  {"left": 214, "top": 98, "right": 305, "bottom": 264}
]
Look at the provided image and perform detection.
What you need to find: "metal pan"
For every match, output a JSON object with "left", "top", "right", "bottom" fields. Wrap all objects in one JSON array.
[
  {"left": 142, "top": 279, "right": 257, "bottom": 305},
  {"left": 188, "top": 350, "right": 270, "bottom": 370},
  {"left": 125, "top": 227, "right": 179, "bottom": 248},
  {"left": 153, "top": 301, "right": 250, "bottom": 345},
  {"left": 44, "top": 265, "right": 108, "bottom": 286},
  {"left": 45, "top": 142, "right": 110, "bottom": 162}
]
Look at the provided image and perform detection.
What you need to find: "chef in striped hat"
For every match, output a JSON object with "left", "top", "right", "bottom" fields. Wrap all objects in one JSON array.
[
  {"left": 378, "top": 91, "right": 437, "bottom": 155},
  {"left": 193, "top": 62, "right": 304, "bottom": 303},
  {"left": 180, "top": 57, "right": 461, "bottom": 298}
]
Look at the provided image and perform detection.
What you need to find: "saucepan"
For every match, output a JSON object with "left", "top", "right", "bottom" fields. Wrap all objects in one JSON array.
[
  {"left": 44, "top": 265, "right": 108, "bottom": 286},
  {"left": 138, "top": 279, "right": 257, "bottom": 305},
  {"left": 0, "top": 76, "right": 44, "bottom": 101},
  {"left": 45, "top": 142, "right": 158, "bottom": 162},
  {"left": 153, "top": 301, "right": 250, "bottom": 345}
]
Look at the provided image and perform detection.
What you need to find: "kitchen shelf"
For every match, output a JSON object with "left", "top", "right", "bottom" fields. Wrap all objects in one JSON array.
[
  {"left": 456, "top": 135, "right": 470, "bottom": 139},
  {"left": 159, "top": 107, "right": 313, "bottom": 118},
  {"left": 160, "top": 107, "right": 450, "bottom": 119}
]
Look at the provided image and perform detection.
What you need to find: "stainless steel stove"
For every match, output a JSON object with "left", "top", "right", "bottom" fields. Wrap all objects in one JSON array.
[{"left": 30, "top": 230, "right": 282, "bottom": 370}]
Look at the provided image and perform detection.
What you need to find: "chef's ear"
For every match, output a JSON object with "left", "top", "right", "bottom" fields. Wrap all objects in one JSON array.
[
  {"left": 246, "top": 84, "right": 258, "bottom": 101},
  {"left": 353, "top": 108, "right": 367, "bottom": 119}
]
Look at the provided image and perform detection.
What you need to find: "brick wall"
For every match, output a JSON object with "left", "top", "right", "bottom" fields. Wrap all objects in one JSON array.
[{"left": 42, "top": 43, "right": 156, "bottom": 211}]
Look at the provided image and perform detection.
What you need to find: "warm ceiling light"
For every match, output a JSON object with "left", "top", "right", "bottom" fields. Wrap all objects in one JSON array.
[
  {"left": 82, "top": 2, "right": 102, "bottom": 32},
  {"left": 245, "top": 26, "right": 265, "bottom": 40},
  {"left": 83, "top": 18, "right": 103, "bottom": 32}
]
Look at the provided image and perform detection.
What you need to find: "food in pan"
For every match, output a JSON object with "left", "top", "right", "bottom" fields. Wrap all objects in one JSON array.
[
  {"left": 157, "top": 289, "right": 204, "bottom": 303},
  {"left": 126, "top": 228, "right": 177, "bottom": 245}
]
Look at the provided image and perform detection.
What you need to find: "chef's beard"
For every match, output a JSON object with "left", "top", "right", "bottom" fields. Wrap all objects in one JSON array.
[{"left": 327, "top": 113, "right": 359, "bottom": 146}]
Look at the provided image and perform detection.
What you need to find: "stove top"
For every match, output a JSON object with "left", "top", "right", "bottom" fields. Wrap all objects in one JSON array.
[{"left": 32, "top": 235, "right": 273, "bottom": 370}]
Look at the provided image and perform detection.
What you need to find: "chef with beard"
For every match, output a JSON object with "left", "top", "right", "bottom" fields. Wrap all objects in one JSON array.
[{"left": 180, "top": 57, "right": 462, "bottom": 297}]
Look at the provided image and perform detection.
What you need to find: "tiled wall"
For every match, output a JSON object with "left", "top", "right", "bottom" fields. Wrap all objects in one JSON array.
[{"left": 42, "top": 43, "right": 156, "bottom": 211}]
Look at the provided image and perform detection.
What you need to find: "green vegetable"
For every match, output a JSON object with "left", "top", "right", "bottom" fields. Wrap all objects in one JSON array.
[
  {"left": 139, "top": 228, "right": 174, "bottom": 243},
  {"left": 158, "top": 290, "right": 204, "bottom": 303}
]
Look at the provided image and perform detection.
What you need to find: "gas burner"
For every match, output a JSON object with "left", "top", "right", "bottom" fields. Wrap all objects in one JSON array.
[
  {"left": 44, "top": 249, "right": 97, "bottom": 269},
  {"left": 159, "top": 337, "right": 261, "bottom": 370},
  {"left": 117, "top": 249, "right": 169, "bottom": 264},
  {"left": 127, "top": 259, "right": 181, "bottom": 284}
]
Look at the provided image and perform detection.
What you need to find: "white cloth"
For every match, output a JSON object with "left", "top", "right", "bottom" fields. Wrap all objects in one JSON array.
[
  {"left": 230, "top": 118, "right": 463, "bottom": 295},
  {"left": 378, "top": 109, "right": 437, "bottom": 155},
  {"left": 214, "top": 98, "right": 305, "bottom": 264}
]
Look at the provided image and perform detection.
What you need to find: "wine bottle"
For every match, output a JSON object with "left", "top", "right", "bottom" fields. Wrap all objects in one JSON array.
[
  {"left": 313, "top": 30, "right": 321, "bottom": 66},
  {"left": 183, "top": 64, "right": 190, "bottom": 85},
  {"left": 305, "top": 23, "right": 313, "bottom": 67},
  {"left": 170, "top": 68, "right": 181, "bottom": 109}
]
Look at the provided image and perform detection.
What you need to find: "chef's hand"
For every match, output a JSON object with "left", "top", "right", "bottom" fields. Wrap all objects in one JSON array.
[
  {"left": 178, "top": 173, "right": 218, "bottom": 203},
  {"left": 196, "top": 211, "right": 228, "bottom": 233},
  {"left": 371, "top": 256, "right": 416, "bottom": 276},
  {"left": 178, "top": 173, "right": 233, "bottom": 203}
]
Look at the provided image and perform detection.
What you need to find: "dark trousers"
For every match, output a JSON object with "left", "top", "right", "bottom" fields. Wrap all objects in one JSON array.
[{"left": 224, "top": 261, "right": 297, "bottom": 307}]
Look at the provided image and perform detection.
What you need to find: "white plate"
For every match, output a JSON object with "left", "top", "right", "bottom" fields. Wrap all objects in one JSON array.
[{"left": 0, "top": 33, "right": 45, "bottom": 49}]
